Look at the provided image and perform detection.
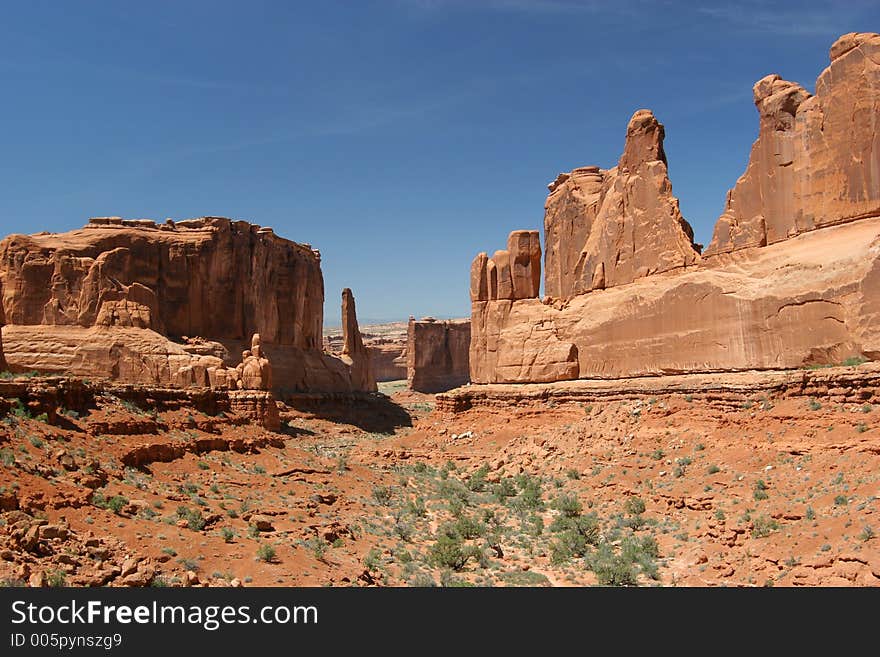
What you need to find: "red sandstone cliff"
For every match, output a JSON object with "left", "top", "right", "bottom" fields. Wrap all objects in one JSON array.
[
  {"left": 704, "top": 32, "right": 880, "bottom": 255},
  {"left": 544, "top": 110, "right": 700, "bottom": 299},
  {"left": 0, "top": 295, "right": 6, "bottom": 373},
  {"left": 469, "top": 32, "right": 880, "bottom": 384},
  {"left": 0, "top": 217, "right": 373, "bottom": 393},
  {"left": 406, "top": 317, "right": 470, "bottom": 393}
]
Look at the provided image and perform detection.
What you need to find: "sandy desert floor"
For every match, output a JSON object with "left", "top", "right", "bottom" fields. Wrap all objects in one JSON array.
[{"left": 1, "top": 370, "right": 878, "bottom": 587}]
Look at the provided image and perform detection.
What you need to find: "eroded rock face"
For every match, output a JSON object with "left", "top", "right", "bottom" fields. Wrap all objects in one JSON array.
[
  {"left": 0, "top": 294, "right": 6, "bottom": 372},
  {"left": 340, "top": 289, "right": 377, "bottom": 393},
  {"left": 367, "top": 342, "right": 407, "bottom": 382},
  {"left": 544, "top": 110, "right": 700, "bottom": 299},
  {"left": 470, "top": 299, "right": 579, "bottom": 384},
  {"left": 704, "top": 33, "right": 880, "bottom": 255},
  {"left": 470, "top": 33, "right": 880, "bottom": 384},
  {"left": 470, "top": 231, "right": 541, "bottom": 302},
  {"left": 236, "top": 334, "right": 273, "bottom": 391},
  {"left": 227, "top": 389, "right": 280, "bottom": 431},
  {"left": 0, "top": 218, "right": 375, "bottom": 394},
  {"left": 471, "top": 214, "right": 880, "bottom": 382},
  {"left": 407, "top": 317, "right": 471, "bottom": 393},
  {"left": 0, "top": 217, "right": 323, "bottom": 346}
]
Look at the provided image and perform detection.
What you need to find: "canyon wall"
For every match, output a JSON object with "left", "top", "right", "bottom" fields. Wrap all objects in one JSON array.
[
  {"left": 367, "top": 342, "right": 407, "bottom": 381},
  {"left": 0, "top": 295, "right": 6, "bottom": 372},
  {"left": 705, "top": 33, "right": 880, "bottom": 255},
  {"left": 470, "top": 32, "right": 880, "bottom": 384},
  {"left": 407, "top": 317, "right": 471, "bottom": 393},
  {"left": 324, "top": 323, "right": 407, "bottom": 383},
  {"left": 0, "top": 217, "right": 375, "bottom": 393}
]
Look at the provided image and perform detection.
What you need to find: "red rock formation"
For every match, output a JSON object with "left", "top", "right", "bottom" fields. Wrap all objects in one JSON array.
[
  {"left": 470, "top": 33, "right": 880, "bottom": 384},
  {"left": 367, "top": 342, "right": 408, "bottom": 382},
  {"left": 544, "top": 110, "right": 700, "bottom": 299},
  {"left": 324, "top": 323, "right": 408, "bottom": 382},
  {"left": 407, "top": 317, "right": 471, "bottom": 393},
  {"left": 543, "top": 167, "right": 605, "bottom": 299},
  {"left": 340, "top": 289, "right": 378, "bottom": 393},
  {"left": 472, "top": 217, "right": 880, "bottom": 382},
  {"left": 470, "top": 231, "right": 541, "bottom": 302},
  {"left": 0, "top": 217, "right": 373, "bottom": 393},
  {"left": 0, "top": 293, "right": 6, "bottom": 373},
  {"left": 227, "top": 389, "right": 280, "bottom": 431},
  {"left": 0, "top": 217, "right": 323, "bottom": 345},
  {"left": 236, "top": 333, "right": 273, "bottom": 390},
  {"left": 705, "top": 33, "right": 880, "bottom": 255}
]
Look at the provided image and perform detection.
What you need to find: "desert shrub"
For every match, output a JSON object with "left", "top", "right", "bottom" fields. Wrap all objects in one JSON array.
[
  {"left": 429, "top": 535, "right": 468, "bottom": 571},
  {"left": 176, "top": 506, "right": 205, "bottom": 531},
  {"left": 428, "top": 535, "right": 484, "bottom": 572},
  {"left": 624, "top": 496, "right": 646, "bottom": 516},
  {"left": 106, "top": 495, "right": 128, "bottom": 515},
  {"left": 751, "top": 515, "right": 779, "bottom": 538},
  {"left": 553, "top": 493, "right": 583, "bottom": 518},
  {"left": 408, "top": 572, "right": 437, "bottom": 587},
  {"left": 404, "top": 496, "right": 427, "bottom": 518},
  {"left": 363, "top": 548, "right": 382, "bottom": 571},
  {"left": 754, "top": 480, "right": 769, "bottom": 501},
  {"left": 500, "top": 570, "right": 551, "bottom": 587},
  {"left": 510, "top": 476, "right": 543, "bottom": 511},
  {"left": 220, "top": 527, "right": 235, "bottom": 543},
  {"left": 587, "top": 544, "right": 638, "bottom": 586},
  {"left": 443, "top": 515, "right": 486, "bottom": 540},
  {"left": 0, "top": 448, "right": 15, "bottom": 467},
  {"left": 549, "top": 513, "right": 600, "bottom": 564},
  {"left": 393, "top": 515, "right": 414, "bottom": 542},
  {"left": 371, "top": 485, "right": 393, "bottom": 506},
  {"left": 307, "top": 537, "right": 327, "bottom": 560},
  {"left": 120, "top": 399, "right": 144, "bottom": 415},
  {"left": 491, "top": 478, "right": 517, "bottom": 502},
  {"left": 256, "top": 543, "right": 276, "bottom": 563},
  {"left": 46, "top": 570, "right": 66, "bottom": 587},
  {"left": 439, "top": 571, "right": 474, "bottom": 587},
  {"left": 438, "top": 478, "right": 471, "bottom": 506},
  {"left": 466, "top": 464, "right": 489, "bottom": 492}
]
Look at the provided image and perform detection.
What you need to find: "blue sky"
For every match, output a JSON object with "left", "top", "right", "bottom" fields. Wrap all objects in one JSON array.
[{"left": 0, "top": 1, "right": 876, "bottom": 326}]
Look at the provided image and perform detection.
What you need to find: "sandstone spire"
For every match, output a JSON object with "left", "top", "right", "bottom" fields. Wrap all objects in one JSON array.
[
  {"left": 543, "top": 109, "right": 700, "bottom": 300},
  {"left": 341, "top": 288, "right": 378, "bottom": 393}
]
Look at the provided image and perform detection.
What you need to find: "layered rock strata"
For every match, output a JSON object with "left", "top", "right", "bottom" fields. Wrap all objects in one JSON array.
[
  {"left": 705, "top": 33, "right": 880, "bottom": 255},
  {"left": 406, "top": 317, "right": 471, "bottom": 393},
  {"left": 0, "top": 217, "right": 373, "bottom": 393},
  {"left": 469, "top": 33, "right": 880, "bottom": 384},
  {"left": 543, "top": 110, "right": 700, "bottom": 300}
]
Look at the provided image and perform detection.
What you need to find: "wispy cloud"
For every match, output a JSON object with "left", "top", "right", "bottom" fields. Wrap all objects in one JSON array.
[{"left": 697, "top": 2, "right": 872, "bottom": 37}]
